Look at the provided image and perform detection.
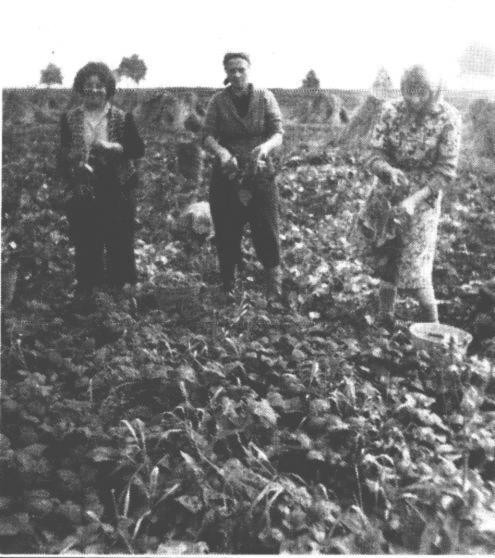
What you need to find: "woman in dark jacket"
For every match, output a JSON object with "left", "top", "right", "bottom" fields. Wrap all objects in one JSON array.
[
  {"left": 59, "top": 62, "right": 144, "bottom": 296},
  {"left": 203, "top": 53, "right": 284, "bottom": 300}
]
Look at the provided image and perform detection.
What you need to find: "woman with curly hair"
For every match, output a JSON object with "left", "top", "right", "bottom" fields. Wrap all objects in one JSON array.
[
  {"left": 58, "top": 62, "right": 144, "bottom": 297},
  {"left": 357, "top": 65, "right": 461, "bottom": 326},
  {"left": 203, "top": 52, "right": 284, "bottom": 300}
]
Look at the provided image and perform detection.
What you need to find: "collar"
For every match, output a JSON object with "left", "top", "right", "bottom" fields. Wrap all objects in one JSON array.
[
  {"left": 399, "top": 98, "right": 442, "bottom": 117},
  {"left": 227, "top": 83, "right": 253, "bottom": 99}
]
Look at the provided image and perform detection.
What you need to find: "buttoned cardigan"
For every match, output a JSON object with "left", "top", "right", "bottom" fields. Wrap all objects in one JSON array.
[{"left": 203, "top": 86, "right": 283, "bottom": 160}]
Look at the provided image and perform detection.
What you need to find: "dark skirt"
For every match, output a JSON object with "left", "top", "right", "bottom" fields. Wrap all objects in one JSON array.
[{"left": 209, "top": 162, "right": 280, "bottom": 289}]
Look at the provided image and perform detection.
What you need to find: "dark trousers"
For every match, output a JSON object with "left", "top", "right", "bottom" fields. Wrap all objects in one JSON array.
[
  {"left": 209, "top": 166, "right": 280, "bottom": 289},
  {"left": 67, "top": 189, "right": 136, "bottom": 292}
]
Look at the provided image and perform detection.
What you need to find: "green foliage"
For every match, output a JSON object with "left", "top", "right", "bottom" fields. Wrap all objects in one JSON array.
[
  {"left": 372, "top": 67, "right": 393, "bottom": 97},
  {"left": 302, "top": 69, "right": 320, "bottom": 89},
  {"left": 116, "top": 54, "right": 147, "bottom": 85},
  {"left": 40, "top": 63, "right": 62, "bottom": 87},
  {"left": 1, "top": 93, "right": 495, "bottom": 554}
]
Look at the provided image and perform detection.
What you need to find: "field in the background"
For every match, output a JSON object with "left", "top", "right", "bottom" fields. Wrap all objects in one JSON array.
[
  {"left": 1, "top": 90, "right": 495, "bottom": 554},
  {"left": 4, "top": 85, "right": 494, "bottom": 119}
]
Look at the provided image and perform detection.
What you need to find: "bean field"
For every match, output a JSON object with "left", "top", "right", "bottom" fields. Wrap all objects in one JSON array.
[{"left": 2, "top": 88, "right": 495, "bottom": 554}]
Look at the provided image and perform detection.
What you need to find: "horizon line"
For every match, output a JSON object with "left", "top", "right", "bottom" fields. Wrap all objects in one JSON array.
[{"left": 4, "top": 86, "right": 495, "bottom": 96}]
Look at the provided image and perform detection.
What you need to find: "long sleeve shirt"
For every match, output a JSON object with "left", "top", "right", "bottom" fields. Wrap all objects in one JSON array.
[
  {"left": 203, "top": 86, "right": 283, "bottom": 160},
  {"left": 367, "top": 98, "right": 462, "bottom": 182},
  {"left": 59, "top": 105, "right": 144, "bottom": 185}
]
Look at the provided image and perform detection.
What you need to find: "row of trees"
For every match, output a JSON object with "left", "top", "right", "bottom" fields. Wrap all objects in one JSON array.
[
  {"left": 301, "top": 41, "right": 495, "bottom": 90},
  {"left": 41, "top": 60, "right": 391, "bottom": 92},
  {"left": 301, "top": 67, "right": 393, "bottom": 92},
  {"left": 40, "top": 54, "right": 147, "bottom": 87},
  {"left": 37, "top": 42, "right": 495, "bottom": 89}
]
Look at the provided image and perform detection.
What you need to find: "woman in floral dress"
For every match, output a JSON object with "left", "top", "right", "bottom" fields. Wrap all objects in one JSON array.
[{"left": 358, "top": 65, "right": 461, "bottom": 324}]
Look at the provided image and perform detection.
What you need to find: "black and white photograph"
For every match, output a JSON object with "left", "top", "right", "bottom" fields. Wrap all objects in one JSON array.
[{"left": 1, "top": 0, "right": 495, "bottom": 554}]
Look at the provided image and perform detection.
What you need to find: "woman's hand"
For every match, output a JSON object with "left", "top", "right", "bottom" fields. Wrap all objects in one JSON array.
[
  {"left": 399, "top": 196, "right": 416, "bottom": 216},
  {"left": 389, "top": 167, "right": 408, "bottom": 187},
  {"left": 218, "top": 148, "right": 238, "bottom": 178},
  {"left": 218, "top": 147, "right": 233, "bottom": 166},
  {"left": 428, "top": 174, "right": 446, "bottom": 196},
  {"left": 93, "top": 140, "right": 123, "bottom": 153},
  {"left": 74, "top": 160, "right": 94, "bottom": 181},
  {"left": 399, "top": 186, "right": 432, "bottom": 215},
  {"left": 372, "top": 160, "right": 408, "bottom": 186},
  {"left": 251, "top": 144, "right": 268, "bottom": 165}
]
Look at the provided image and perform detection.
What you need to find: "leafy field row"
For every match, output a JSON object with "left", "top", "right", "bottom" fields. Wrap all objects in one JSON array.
[{"left": 1, "top": 107, "right": 495, "bottom": 554}]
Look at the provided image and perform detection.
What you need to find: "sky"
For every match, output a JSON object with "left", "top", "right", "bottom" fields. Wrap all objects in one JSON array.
[{"left": 2, "top": 0, "right": 495, "bottom": 90}]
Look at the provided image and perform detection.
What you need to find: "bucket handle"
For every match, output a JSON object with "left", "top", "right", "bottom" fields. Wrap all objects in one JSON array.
[
  {"left": 427, "top": 332, "right": 445, "bottom": 340},
  {"left": 426, "top": 331, "right": 470, "bottom": 349}
]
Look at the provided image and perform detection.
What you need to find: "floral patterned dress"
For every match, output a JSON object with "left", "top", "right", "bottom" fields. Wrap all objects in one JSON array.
[{"left": 359, "top": 98, "right": 461, "bottom": 288}]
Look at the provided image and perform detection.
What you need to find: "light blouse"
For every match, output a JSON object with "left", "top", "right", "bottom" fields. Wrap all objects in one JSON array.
[{"left": 83, "top": 103, "right": 110, "bottom": 149}]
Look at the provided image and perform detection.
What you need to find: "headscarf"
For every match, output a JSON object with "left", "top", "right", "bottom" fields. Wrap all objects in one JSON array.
[
  {"left": 400, "top": 65, "right": 442, "bottom": 106},
  {"left": 223, "top": 52, "right": 251, "bottom": 67}
]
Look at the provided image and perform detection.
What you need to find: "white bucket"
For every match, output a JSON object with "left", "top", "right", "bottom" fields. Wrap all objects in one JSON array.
[{"left": 409, "top": 322, "right": 472, "bottom": 358}]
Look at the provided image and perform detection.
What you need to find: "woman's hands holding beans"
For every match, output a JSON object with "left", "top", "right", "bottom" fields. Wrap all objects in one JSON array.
[
  {"left": 399, "top": 196, "right": 416, "bottom": 216},
  {"left": 400, "top": 186, "right": 434, "bottom": 216},
  {"left": 93, "top": 140, "right": 123, "bottom": 153},
  {"left": 217, "top": 143, "right": 271, "bottom": 178},
  {"left": 91, "top": 141, "right": 123, "bottom": 166},
  {"left": 218, "top": 147, "right": 238, "bottom": 178},
  {"left": 250, "top": 144, "right": 269, "bottom": 169},
  {"left": 372, "top": 160, "right": 408, "bottom": 187},
  {"left": 428, "top": 174, "right": 446, "bottom": 196},
  {"left": 389, "top": 167, "right": 408, "bottom": 187}
]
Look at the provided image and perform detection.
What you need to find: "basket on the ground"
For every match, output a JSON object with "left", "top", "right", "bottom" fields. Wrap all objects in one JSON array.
[{"left": 409, "top": 322, "right": 472, "bottom": 359}]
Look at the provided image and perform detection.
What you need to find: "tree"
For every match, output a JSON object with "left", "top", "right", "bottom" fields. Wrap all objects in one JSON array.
[
  {"left": 372, "top": 67, "right": 392, "bottom": 91},
  {"left": 116, "top": 54, "right": 147, "bottom": 86},
  {"left": 371, "top": 67, "right": 393, "bottom": 99},
  {"left": 302, "top": 70, "right": 320, "bottom": 89},
  {"left": 40, "top": 63, "right": 62, "bottom": 87}
]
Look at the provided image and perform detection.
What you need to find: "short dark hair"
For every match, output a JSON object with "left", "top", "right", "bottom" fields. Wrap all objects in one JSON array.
[
  {"left": 223, "top": 52, "right": 251, "bottom": 67},
  {"left": 73, "top": 62, "right": 116, "bottom": 99}
]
